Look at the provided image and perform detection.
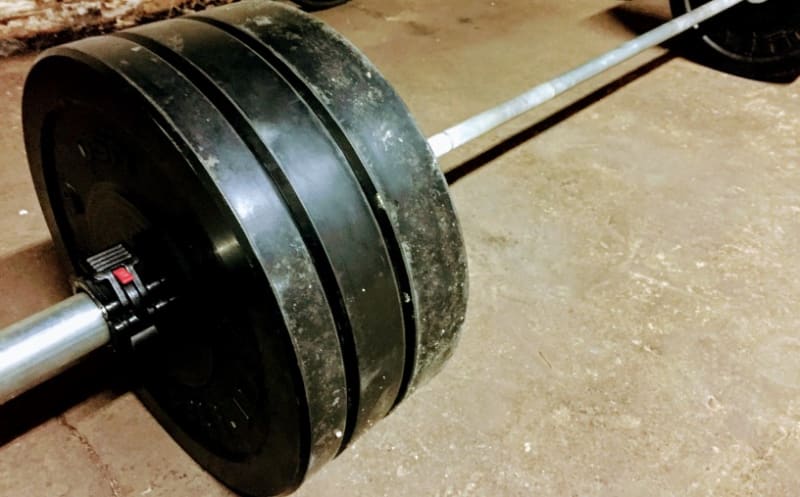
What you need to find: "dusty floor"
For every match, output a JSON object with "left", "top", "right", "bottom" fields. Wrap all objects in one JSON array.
[{"left": 2, "top": 0, "right": 800, "bottom": 496}]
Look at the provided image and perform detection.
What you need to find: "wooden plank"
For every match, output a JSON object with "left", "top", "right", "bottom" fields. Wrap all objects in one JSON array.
[{"left": 0, "top": 0, "right": 234, "bottom": 56}]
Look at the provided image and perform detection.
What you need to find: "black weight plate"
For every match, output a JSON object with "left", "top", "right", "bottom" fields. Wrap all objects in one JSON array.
[
  {"left": 671, "top": 0, "right": 800, "bottom": 81},
  {"left": 23, "top": 36, "right": 348, "bottom": 496},
  {"left": 293, "top": 0, "right": 348, "bottom": 11},
  {"left": 194, "top": 1, "right": 469, "bottom": 401},
  {"left": 120, "top": 18, "right": 407, "bottom": 447}
]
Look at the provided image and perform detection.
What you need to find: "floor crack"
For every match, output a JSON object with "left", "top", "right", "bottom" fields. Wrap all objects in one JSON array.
[{"left": 58, "top": 415, "right": 122, "bottom": 497}]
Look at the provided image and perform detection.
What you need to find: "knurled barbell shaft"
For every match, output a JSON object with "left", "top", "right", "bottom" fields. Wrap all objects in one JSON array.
[
  {"left": 427, "top": 0, "right": 748, "bottom": 158},
  {"left": 0, "top": 0, "right": 748, "bottom": 407}
]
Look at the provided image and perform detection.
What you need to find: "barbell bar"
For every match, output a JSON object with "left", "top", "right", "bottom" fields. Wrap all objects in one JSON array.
[
  {"left": 427, "top": 0, "right": 746, "bottom": 157},
  {"left": 0, "top": 0, "right": 795, "bottom": 495},
  {"left": 0, "top": 0, "right": 753, "bottom": 406}
]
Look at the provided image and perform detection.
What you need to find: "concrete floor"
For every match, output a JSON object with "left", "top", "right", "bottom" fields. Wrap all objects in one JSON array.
[{"left": 2, "top": 0, "right": 800, "bottom": 495}]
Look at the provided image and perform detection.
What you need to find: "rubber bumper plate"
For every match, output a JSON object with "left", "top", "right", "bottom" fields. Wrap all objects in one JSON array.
[
  {"left": 193, "top": 0, "right": 469, "bottom": 401},
  {"left": 23, "top": 37, "right": 348, "bottom": 496},
  {"left": 671, "top": 0, "right": 800, "bottom": 81},
  {"left": 22, "top": 1, "right": 468, "bottom": 495}
]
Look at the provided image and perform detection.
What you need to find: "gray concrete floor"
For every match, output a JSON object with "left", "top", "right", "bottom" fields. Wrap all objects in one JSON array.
[{"left": 2, "top": 0, "right": 800, "bottom": 495}]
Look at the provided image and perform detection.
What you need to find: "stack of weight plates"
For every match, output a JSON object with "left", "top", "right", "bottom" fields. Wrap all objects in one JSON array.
[{"left": 22, "top": 2, "right": 468, "bottom": 495}]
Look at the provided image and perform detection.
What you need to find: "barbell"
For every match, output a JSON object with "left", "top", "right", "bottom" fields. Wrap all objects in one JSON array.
[{"left": 1, "top": 0, "right": 797, "bottom": 495}]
